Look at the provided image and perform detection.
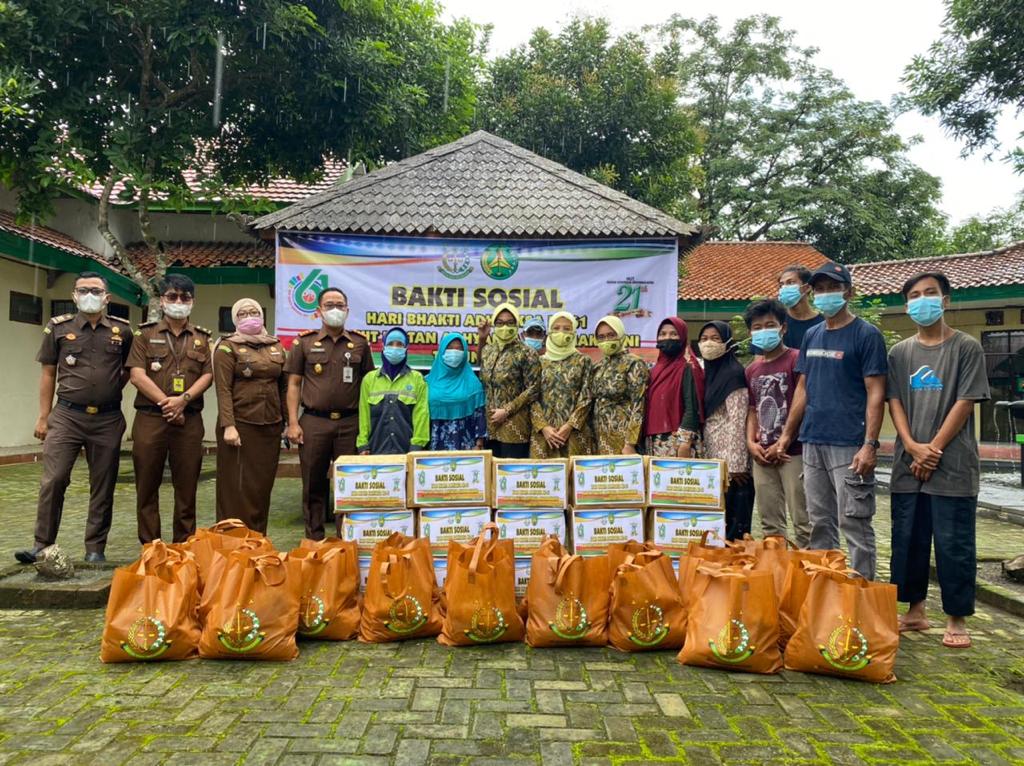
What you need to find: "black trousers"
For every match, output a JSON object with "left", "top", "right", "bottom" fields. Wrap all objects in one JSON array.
[
  {"left": 724, "top": 479, "right": 755, "bottom": 541},
  {"left": 487, "top": 440, "right": 529, "bottom": 459},
  {"left": 890, "top": 492, "right": 976, "bottom": 617}
]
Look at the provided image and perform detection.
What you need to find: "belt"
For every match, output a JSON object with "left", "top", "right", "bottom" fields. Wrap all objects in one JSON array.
[
  {"left": 58, "top": 398, "right": 120, "bottom": 415},
  {"left": 303, "top": 407, "right": 357, "bottom": 421}
]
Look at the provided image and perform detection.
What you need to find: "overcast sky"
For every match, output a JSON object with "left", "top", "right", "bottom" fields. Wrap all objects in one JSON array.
[{"left": 443, "top": 0, "right": 1023, "bottom": 226}]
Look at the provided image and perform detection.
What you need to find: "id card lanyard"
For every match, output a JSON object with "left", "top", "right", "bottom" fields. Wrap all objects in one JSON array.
[{"left": 165, "top": 330, "right": 188, "bottom": 394}]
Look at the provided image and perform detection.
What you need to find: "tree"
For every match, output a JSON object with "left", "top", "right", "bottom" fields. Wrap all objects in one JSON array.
[
  {"left": 924, "top": 194, "right": 1024, "bottom": 254},
  {"left": 904, "top": 0, "right": 1024, "bottom": 173},
  {"left": 661, "top": 15, "right": 946, "bottom": 263},
  {"left": 477, "top": 17, "right": 700, "bottom": 214},
  {"left": 0, "top": 0, "right": 482, "bottom": 310}
]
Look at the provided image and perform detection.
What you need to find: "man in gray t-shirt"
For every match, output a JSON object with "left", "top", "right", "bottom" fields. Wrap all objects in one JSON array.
[{"left": 886, "top": 271, "right": 990, "bottom": 650}]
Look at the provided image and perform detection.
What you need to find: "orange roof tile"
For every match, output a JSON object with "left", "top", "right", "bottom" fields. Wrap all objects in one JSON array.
[
  {"left": 127, "top": 240, "right": 274, "bottom": 277},
  {"left": 0, "top": 210, "right": 103, "bottom": 261},
  {"left": 848, "top": 241, "right": 1024, "bottom": 295},
  {"left": 678, "top": 241, "right": 829, "bottom": 300}
]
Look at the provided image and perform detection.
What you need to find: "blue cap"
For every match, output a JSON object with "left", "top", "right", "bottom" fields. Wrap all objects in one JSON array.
[{"left": 523, "top": 318, "right": 546, "bottom": 332}]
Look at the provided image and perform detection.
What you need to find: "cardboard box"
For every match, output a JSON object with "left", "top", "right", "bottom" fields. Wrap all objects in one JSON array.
[
  {"left": 340, "top": 510, "right": 416, "bottom": 552},
  {"left": 570, "top": 508, "right": 645, "bottom": 556},
  {"left": 407, "top": 450, "right": 492, "bottom": 507},
  {"left": 493, "top": 459, "right": 569, "bottom": 509},
  {"left": 493, "top": 509, "right": 568, "bottom": 554},
  {"left": 333, "top": 455, "right": 407, "bottom": 511},
  {"left": 514, "top": 556, "right": 531, "bottom": 598},
  {"left": 648, "top": 509, "right": 726, "bottom": 554},
  {"left": 571, "top": 456, "right": 646, "bottom": 507},
  {"left": 418, "top": 508, "right": 491, "bottom": 555},
  {"left": 358, "top": 554, "right": 373, "bottom": 592},
  {"left": 433, "top": 555, "right": 448, "bottom": 589},
  {"left": 647, "top": 458, "right": 727, "bottom": 510}
]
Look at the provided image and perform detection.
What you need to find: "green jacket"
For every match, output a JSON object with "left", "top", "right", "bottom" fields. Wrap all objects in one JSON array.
[{"left": 356, "top": 367, "right": 430, "bottom": 453}]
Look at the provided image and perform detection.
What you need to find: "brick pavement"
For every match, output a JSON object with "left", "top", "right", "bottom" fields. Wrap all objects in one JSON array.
[{"left": 0, "top": 458, "right": 1023, "bottom": 765}]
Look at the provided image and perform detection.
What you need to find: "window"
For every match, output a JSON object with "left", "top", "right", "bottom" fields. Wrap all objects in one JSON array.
[
  {"left": 107, "top": 302, "right": 130, "bottom": 320},
  {"left": 218, "top": 307, "right": 234, "bottom": 333},
  {"left": 10, "top": 292, "right": 42, "bottom": 325},
  {"left": 980, "top": 330, "right": 1024, "bottom": 441},
  {"left": 50, "top": 299, "right": 75, "bottom": 318}
]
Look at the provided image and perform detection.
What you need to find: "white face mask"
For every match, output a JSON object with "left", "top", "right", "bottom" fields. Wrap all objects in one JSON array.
[
  {"left": 322, "top": 308, "right": 348, "bottom": 328},
  {"left": 75, "top": 293, "right": 105, "bottom": 314},
  {"left": 163, "top": 302, "right": 192, "bottom": 320}
]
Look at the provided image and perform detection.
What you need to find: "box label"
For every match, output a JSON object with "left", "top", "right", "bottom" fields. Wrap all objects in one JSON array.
[
  {"left": 651, "top": 510, "right": 726, "bottom": 551},
  {"left": 419, "top": 508, "right": 491, "bottom": 554},
  {"left": 411, "top": 455, "right": 489, "bottom": 506},
  {"left": 648, "top": 459, "right": 725, "bottom": 509},
  {"left": 514, "top": 556, "right": 531, "bottom": 598},
  {"left": 573, "top": 457, "right": 645, "bottom": 506},
  {"left": 341, "top": 511, "right": 416, "bottom": 551},
  {"left": 494, "top": 461, "right": 568, "bottom": 509},
  {"left": 494, "top": 510, "right": 567, "bottom": 554},
  {"left": 333, "top": 460, "right": 406, "bottom": 510},
  {"left": 572, "top": 509, "right": 645, "bottom": 554}
]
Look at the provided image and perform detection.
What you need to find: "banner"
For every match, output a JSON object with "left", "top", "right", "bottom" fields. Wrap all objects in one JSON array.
[{"left": 275, "top": 233, "right": 678, "bottom": 366}]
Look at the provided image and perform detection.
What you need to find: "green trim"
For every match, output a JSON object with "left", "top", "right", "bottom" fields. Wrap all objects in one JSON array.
[
  {"left": 174, "top": 266, "right": 274, "bottom": 285},
  {"left": 677, "top": 298, "right": 751, "bottom": 315},
  {"left": 0, "top": 229, "right": 145, "bottom": 305}
]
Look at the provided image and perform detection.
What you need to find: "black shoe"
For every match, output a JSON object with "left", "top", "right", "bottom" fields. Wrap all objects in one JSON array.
[
  {"left": 84, "top": 552, "right": 106, "bottom": 564},
  {"left": 14, "top": 548, "right": 43, "bottom": 565}
]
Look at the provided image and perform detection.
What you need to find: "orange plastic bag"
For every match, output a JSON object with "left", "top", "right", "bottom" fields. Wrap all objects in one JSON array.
[
  {"left": 291, "top": 538, "right": 361, "bottom": 641},
  {"left": 784, "top": 566, "right": 898, "bottom": 683},
  {"left": 525, "top": 537, "right": 610, "bottom": 647},
  {"left": 359, "top": 533, "right": 442, "bottom": 642},
  {"left": 439, "top": 524, "right": 525, "bottom": 646},
  {"left": 608, "top": 550, "right": 686, "bottom": 652},
  {"left": 778, "top": 550, "right": 847, "bottom": 650},
  {"left": 608, "top": 540, "right": 657, "bottom": 572},
  {"left": 678, "top": 565, "right": 782, "bottom": 674},
  {"left": 198, "top": 550, "right": 301, "bottom": 661},
  {"left": 100, "top": 541, "right": 200, "bottom": 663},
  {"left": 677, "top": 543, "right": 754, "bottom": 613},
  {"left": 185, "top": 519, "right": 274, "bottom": 591}
]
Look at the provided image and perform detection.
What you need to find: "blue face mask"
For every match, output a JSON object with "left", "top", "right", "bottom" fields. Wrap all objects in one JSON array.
[
  {"left": 383, "top": 346, "right": 407, "bottom": 364},
  {"left": 778, "top": 284, "right": 803, "bottom": 308},
  {"left": 442, "top": 349, "right": 465, "bottom": 368},
  {"left": 813, "top": 291, "right": 847, "bottom": 318},
  {"left": 524, "top": 337, "right": 544, "bottom": 351},
  {"left": 751, "top": 327, "right": 782, "bottom": 352},
  {"left": 907, "top": 295, "right": 944, "bottom": 326}
]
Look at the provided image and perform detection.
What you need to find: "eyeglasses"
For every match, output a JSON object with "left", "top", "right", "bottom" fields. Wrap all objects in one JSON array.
[
  {"left": 596, "top": 333, "right": 619, "bottom": 341},
  {"left": 235, "top": 309, "right": 262, "bottom": 319},
  {"left": 162, "top": 292, "right": 193, "bottom": 303},
  {"left": 494, "top": 320, "right": 518, "bottom": 327},
  {"left": 75, "top": 287, "right": 106, "bottom": 297},
  {"left": 322, "top": 302, "right": 348, "bottom": 311}
]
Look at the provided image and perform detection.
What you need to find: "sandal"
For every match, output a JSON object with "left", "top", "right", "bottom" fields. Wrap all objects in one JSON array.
[
  {"left": 942, "top": 630, "right": 971, "bottom": 649},
  {"left": 898, "top": 617, "right": 930, "bottom": 633}
]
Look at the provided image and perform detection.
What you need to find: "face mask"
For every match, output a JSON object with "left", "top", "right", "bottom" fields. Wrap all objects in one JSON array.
[
  {"left": 524, "top": 337, "right": 544, "bottom": 351},
  {"left": 751, "top": 328, "right": 782, "bottom": 352},
  {"left": 322, "top": 308, "right": 347, "bottom": 328},
  {"left": 813, "top": 291, "right": 847, "bottom": 318},
  {"left": 75, "top": 293, "right": 104, "bottom": 314},
  {"left": 656, "top": 339, "right": 684, "bottom": 357},
  {"left": 236, "top": 317, "right": 263, "bottom": 335},
  {"left": 597, "top": 339, "right": 622, "bottom": 356},
  {"left": 778, "top": 284, "right": 804, "bottom": 308},
  {"left": 550, "top": 331, "right": 574, "bottom": 348},
  {"left": 699, "top": 339, "right": 727, "bottom": 361},
  {"left": 494, "top": 325, "right": 518, "bottom": 343},
  {"left": 907, "top": 296, "right": 944, "bottom": 327},
  {"left": 383, "top": 346, "right": 407, "bottom": 364},
  {"left": 162, "top": 302, "right": 191, "bottom": 320},
  {"left": 442, "top": 349, "right": 465, "bottom": 368}
]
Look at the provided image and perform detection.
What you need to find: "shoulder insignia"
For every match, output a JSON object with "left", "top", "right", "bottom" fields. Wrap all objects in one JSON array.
[
  {"left": 139, "top": 320, "right": 158, "bottom": 328},
  {"left": 43, "top": 326, "right": 52, "bottom": 334},
  {"left": 109, "top": 315, "right": 131, "bottom": 324},
  {"left": 133, "top": 329, "right": 142, "bottom": 336},
  {"left": 51, "top": 314, "right": 73, "bottom": 325},
  {"left": 194, "top": 325, "right": 212, "bottom": 336},
  {"left": 219, "top": 345, "right": 233, "bottom": 354},
  {"left": 348, "top": 329, "right": 367, "bottom": 340},
  {"left": 298, "top": 329, "right": 317, "bottom": 337}
]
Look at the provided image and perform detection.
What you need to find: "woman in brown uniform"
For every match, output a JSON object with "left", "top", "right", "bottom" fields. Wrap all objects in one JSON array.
[{"left": 213, "top": 299, "right": 287, "bottom": 532}]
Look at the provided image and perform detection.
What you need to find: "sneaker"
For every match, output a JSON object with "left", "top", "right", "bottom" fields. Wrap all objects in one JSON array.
[{"left": 84, "top": 551, "right": 106, "bottom": 564}]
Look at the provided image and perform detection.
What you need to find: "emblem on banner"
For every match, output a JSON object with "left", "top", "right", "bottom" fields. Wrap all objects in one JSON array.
[
  {"left": 288, "top": 269, "right": 329, "bottom": 314},
  {"left": 480, "top": 245, "right": 518, "bottom": 280},
  {"left": 437, "top": 248, "right": 473, "bottom": 280}
]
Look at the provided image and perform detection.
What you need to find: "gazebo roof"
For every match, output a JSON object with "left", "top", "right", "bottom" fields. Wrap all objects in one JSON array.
[{"left": 254, "top": 130, "right": 697, "bottom": 238}]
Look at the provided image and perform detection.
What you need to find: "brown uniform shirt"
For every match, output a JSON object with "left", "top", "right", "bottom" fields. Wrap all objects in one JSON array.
[
  {"left": 283, "top": 328, "right": 374, "bottom": 412},
  {"left": 126, "top": 320, "right": 214, "bottom": 411},
  {"left": 37, "top": 313, "right": 133, "bottom": 406},
  {"left": 213, "top": 336, "right": 287, "bottom": 427}
]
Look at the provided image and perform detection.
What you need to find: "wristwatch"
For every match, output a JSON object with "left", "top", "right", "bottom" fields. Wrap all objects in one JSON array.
[
  {"left": 863, "top": 439, "right": 880, "bottom": 449},
  {"left": 182, "top": 392, "right": 192, "bottom": 403}
]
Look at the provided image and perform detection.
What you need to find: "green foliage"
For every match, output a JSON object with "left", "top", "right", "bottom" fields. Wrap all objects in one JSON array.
[
  {"left": 477, "top": 17, "right": 700, "bottom": 214},
  {"left": 921, "top": 193, "right": 1024, "bottom": 254},
  {"left": 904, "top": 0, "right": 1024, "bottom": 173},
  {"left": 850, "top": 294, "right": 902, "bottom": 350}
]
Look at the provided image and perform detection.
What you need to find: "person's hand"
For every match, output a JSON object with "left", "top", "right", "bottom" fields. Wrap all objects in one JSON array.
[
  {"left": 224, "top": 426, "right": 242, "bottom": 447},
  {"left": 477, "top": 320, "right": 491, "bottom": 347},
  {"left": 905, "top": 439, "right": 941, "bottom": 470},
  {"left": 542, "top": 426, "right": 565, "bottom": 450},
  {"left": 849, "top": 445, "right": 877, "bottom": 477},
  {"left": 159, "top": 395, "right": 186, "bottom": 421},
  {"left": 169, "top": 412, "right": 186, "bottom": 427},
  {"left": 910, "top": 460, "right": 933, "bottom": 483},
  {"left": 556, "top": 423, "right": 573, "bottom": 442},
  {"left": 359, "top": 449, "right": 370, "bottom": 456},
  {"left": 490, "top": 408, "right": 509, "bottom": 426},
  {"left": 475, "top": 439, "right": 485, "bottom": 449},
  {"left": 769, "top": 434, "right": 791, "bottom": 462},
  {"left": 675, "top": 442, "right": 692, "bottom": 458},
  {"left": 286, "top": 423, "right": 304, "bottom": 445},
  {"left": 622, "top": 443, "right": 637, "bottom": 455},
  {"left": 34, "top": 415, "right": 48, "bottom": 441},
  {"left": 748, "top": 441, "right": 772, "bottom": 466},
  {"left": 730, "top": 472, "right": 751, "bottom": 485}
]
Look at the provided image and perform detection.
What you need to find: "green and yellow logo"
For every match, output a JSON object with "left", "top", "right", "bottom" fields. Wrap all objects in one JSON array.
[
  {"left": 386, "top": 594, "right": 427, "bottom": 634},
  {"left": 437, "top": 248, "right": 474, "bottom": 280},
  {"left": 121, "top": 615, "right": 171, "bottom": 660},
  {"left": 709, "top": 618, "right": 755, "bottom": 664},
  {"left": 819, "top": 618, "right": 871, "bottom": 672},
  {"left": 628, "top": 603, "right": 668, "bottom": 647},
  {"left": 549, "top": 594, "right": 590, "bottom": 640},
  {"left": 288, "top": 269, "right": 329, "bottom": 314},
  {"left": 298, "top": 594, "right": 328, "bottom": 636},
  {"left": 465, "top": 605, "right": 508, "bottom": 643},
  {"left": 217, "top": 606, "right": 265, "bottom": 653},
  {"left": 480, "top": 245, "right": 519, "bottom": 280}
]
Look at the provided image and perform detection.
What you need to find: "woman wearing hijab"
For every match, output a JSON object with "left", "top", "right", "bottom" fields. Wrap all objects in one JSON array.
[
  {"left": 644, "top": 317, "right": 704, "bottom": 457},
  {"left": 356, "top": 327, "right": 429, "bottom": 455},
  {"left": 698, "top": 321, "right": 754, "bottom": 540},
  {"left": 426, "top": 332, "right": 487, "bottom": 450},
  {"left": 213, "top": 299, "right": 287, "bottom": 532},
  {"left": 590, "top": 315, "right": 649, "bottom": 455},
  {"left": 479, "top": 303, "right": 541, "bottom": 458},
  {"left": 530, "top": 312, "right": 595, "bottom": 458}
]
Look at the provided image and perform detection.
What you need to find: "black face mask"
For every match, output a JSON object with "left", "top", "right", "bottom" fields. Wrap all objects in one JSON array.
[{"left": 656, "top": 339, "right": 684, "bottom": 357}]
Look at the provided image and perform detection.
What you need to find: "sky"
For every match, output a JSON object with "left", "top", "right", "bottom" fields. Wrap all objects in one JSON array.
[{"left": 442, "top": 0, "right": 1024, "bottom": 226}]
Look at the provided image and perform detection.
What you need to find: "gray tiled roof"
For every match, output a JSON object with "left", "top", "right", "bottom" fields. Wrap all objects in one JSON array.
[{"left": 253, "top": 131, "right": 696, "bottom": 237}]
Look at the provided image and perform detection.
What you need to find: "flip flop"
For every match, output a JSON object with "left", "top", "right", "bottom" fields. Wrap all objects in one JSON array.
[
  {"left": 898, "top": 618, "right": 930, "bottom": 633},
  {"left": 942, "top": 631, "right": 971, "bottom": 649}
]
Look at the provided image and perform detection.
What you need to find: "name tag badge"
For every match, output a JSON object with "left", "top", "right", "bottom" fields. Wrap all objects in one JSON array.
[
  {"left": 343, "top": 366, "right": 354, "bottom": 384},
  {"left": 172, "top": 375, "right": 186, "bottom": 394}
]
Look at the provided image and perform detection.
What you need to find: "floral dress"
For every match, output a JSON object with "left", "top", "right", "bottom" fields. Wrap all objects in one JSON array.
[
  {"left": 429, "top": 406, "right": 488, "bottom": 451},
  {"left": 590, "top": 351, "right": 649, "bottom": 454},
  {"left": 480, "top": 340, "right": 541, "bottom": 444},
  {"left": 529, "top": 354, "right": 595, "bottom": 458},
  {"left": 703, "top": 388, "right": 751, "bottom": 474}
]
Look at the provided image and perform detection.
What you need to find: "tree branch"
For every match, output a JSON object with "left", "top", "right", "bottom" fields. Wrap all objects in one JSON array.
[{"left": 96, "top": 174, "right": 150, "bottom": 296}]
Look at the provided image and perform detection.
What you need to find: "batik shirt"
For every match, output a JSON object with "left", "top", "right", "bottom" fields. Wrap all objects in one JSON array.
[
  {"left": 480, "top": 339, "right": 541, "bottom": 444},
  {"left": 590, "top": 351, "right": 649, "bottom": 454},
  {"left": 529, "top": 354, "right": 595, "bottom": 458}
]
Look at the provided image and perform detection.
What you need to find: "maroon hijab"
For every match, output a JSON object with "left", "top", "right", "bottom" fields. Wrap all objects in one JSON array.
[{"left": 644, "top": 317, "right": 705, "bottom": 437}]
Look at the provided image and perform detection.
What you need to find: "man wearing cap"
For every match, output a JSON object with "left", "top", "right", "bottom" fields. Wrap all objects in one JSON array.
[
  {"left": 772, "top": 262, "right": 887, "bottom": 579},
  {"left": 15, "top": 272, "right": 133, "bottom": 564},
  {"left": 521, "top": 318, "right": 546, "bottom": 354},
  {"left": 285, "top": 287, "right": 374, "bottom": 540}
]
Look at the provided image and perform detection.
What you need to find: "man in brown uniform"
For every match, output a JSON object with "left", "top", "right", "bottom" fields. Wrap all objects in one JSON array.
[
  {"left": 285, "top": 287, "right": 374, "bottom": 539},
  {"left": 15, "top": 272, "right": 133, "bottom": 564},
  {"left": 127, "top": 275, "right": 213, "bottom": 543}
]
